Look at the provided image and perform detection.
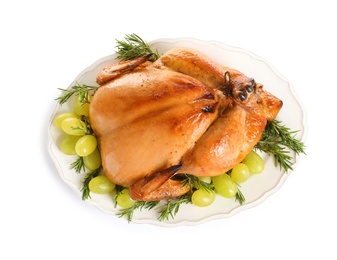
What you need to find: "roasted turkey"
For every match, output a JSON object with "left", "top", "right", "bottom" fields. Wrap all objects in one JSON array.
[{"left": 89, "top": 47, "right": 283, "bottom": 201}]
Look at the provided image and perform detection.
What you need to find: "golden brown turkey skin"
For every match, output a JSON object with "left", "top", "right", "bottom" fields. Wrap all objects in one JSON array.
[
  {"left": 89, "top": 47, "right": 283, "bottom": 201},
  {"left": 179, "top": 104, "right": 267, "bottom": 177},
  {"left": 90, "top": 63, "right": 219, "bottom": 187}
]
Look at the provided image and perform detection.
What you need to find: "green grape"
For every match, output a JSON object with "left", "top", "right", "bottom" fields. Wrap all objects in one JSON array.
[
  {"left": 61, "top": 117, "right": 87, "bottom": 136},
  {"left": 53, "top": 112, "right": 80, "bottom": 129},
  {"left": 83, "top": 148, "right": 101, "bottom": 170},
  {"left": 89, "top": 175, "right": 115, "bottom": 194},
  {"left": 191, "top": 189, "right": 215, "bottom": 207},
  {"left": 212, "top": 173, "right": 238, "bottom": 198},
  {"left": 116, "top": 189, "right": 136, "bottom": 208},
  {"left": 75, "top": 135, "right": 97, "bottom": 157},
  {"left": 74, "top": 95, "right": 91, "bottom": 117},
  {"left": 60, "top": 135, "right": 81, "bottom": 155},
  {"left": 242, "top": 150, "right": 265, "bottom": 174},
  {"left": 230, "top": 163, "right": 250, "bottom": 183}
]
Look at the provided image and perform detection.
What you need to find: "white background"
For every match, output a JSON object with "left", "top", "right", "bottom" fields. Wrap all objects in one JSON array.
[{"left": 1, "top": 0, "right": 336, "bottom": 259}]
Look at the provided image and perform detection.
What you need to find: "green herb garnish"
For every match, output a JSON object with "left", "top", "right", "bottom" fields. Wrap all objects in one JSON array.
[
  {"left": 70, "top": 156, "right": 85, "bottom": 173},
  {"left": 55, "top": 83, "right": 98, "bottom": 106},
  {"left": 255, "top": 119, "right": 306, "bottom": 172},
  {"left": 235, "top": 186, "right": 246, "bottom": 205},
  {"left": 81, "top": 168, "right": 101, "bottom": 200},
  {"left": 181, "top": 174, "right": 214, "bottom": 193},
  {"left": 158, "top": 195, "right": 192, "bottom": 221},
  {"left": 117, "top": 201, "right": 159, "bottom": 222},
  {"left": 115, "top": 33, "right": 159, "bottom": 62}
]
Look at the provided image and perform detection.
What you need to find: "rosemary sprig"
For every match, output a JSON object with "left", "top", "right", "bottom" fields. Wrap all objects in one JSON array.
[
  {"left": 115, "top": 33, "right": 159, "bottom": 62},
  {"left": 255, "top": 119, "right": 306, "bottom": 172},
  {"left": 113, "top": 185, "right": 124, "bottom": 207},
  {"left": 117, "top": 201, "right": 159, "bottom": 222},
  {"left": 158, "top": 195, "right": 192, "bottom": 221},
  {"left": 70, "top": 156, "right": 85, "bottom": 173},
  {"left": 235, "top": 185, "right": 246, "bottom": 205},
  {"left": 81, "top": 168, "right": 101, "bottom": 200},
  {"left": 264, "top": 119, "right": 306, "bottom": 155},
  {"left": 55, "top": 83, "right": 98, "bottom": 105},
  {"left": 181, "top": 174, "right": 214, "bottom": 192}
]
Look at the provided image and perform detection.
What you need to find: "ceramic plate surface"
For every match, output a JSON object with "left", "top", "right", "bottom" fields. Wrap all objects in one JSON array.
[{"left": 48, "top": 38, "right": 307, "bottom": 227}]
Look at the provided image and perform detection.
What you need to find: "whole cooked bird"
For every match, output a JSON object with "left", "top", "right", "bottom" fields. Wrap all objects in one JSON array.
[{"left": 89, "top": 47, "right": 283, "bottom": 201}]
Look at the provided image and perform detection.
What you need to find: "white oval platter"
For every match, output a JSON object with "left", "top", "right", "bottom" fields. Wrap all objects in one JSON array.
[{"left": 48, "top": 38, "right": 307, "bottom": 227}]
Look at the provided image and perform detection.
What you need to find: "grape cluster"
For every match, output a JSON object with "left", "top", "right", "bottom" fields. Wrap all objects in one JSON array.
[
  {"left": 191, "top": 150, "right": 265, "bottom": 207},
  {"left": 53, "top": 95, "right": 138, "bottom": 209},
  {"left": 53, "top": 96, "right": 101, "bottom": 169}
]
